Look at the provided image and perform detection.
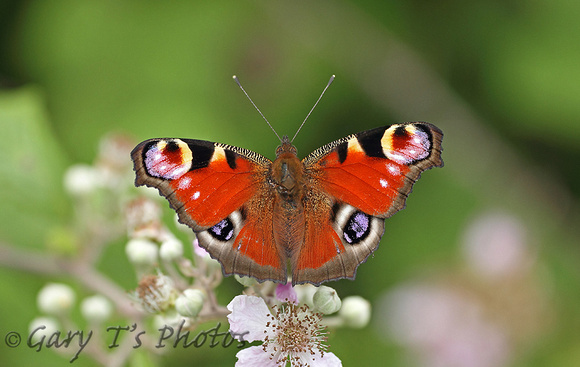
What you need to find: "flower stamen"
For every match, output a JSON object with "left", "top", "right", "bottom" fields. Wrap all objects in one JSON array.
[{"left": 262, "top": 303, "right": 329, "bottom": 367}]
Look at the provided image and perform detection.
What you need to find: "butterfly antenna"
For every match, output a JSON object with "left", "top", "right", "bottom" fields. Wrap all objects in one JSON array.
[
  {"left": 233, "top": 75, "right": 282, "bottom": 143},
  {"left": 291, "top": 74, "right": 335, "bottom": 143}
]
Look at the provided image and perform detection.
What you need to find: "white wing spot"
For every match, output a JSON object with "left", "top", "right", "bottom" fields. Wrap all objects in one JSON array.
[
  {"left": 387, "top": 164, "right": 400, "bottom": 175},
  {"left": 178, "top": 176, "right": 191, "bottom": 190},
  {"left": 388, "top": 153, "right": 408, "bottom": 164},
  {"left": 192, "top": 191, "right": 200, "bottom": 200},
  {"left": 380, "top": 178, "right": 389, "bottom": 188}
]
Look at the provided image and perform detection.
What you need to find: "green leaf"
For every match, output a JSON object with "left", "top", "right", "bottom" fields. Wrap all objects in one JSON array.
[{"left": 0, "top": 87, "right": 70, "bottom": 248}]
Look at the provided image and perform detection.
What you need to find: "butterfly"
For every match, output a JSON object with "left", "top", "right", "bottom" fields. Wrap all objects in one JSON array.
[
  {"left": 131, "top": 78, "right": 443, "bottom": 286},
  {"left": 131, "top": 121, "right": 443, "bottom": 285}
]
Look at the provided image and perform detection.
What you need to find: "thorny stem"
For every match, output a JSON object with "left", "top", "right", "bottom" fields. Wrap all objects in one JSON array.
[
  {"left": 0, "top": 241, "right": 230, "bottom": 359},
  {"left": 162, "top": 259, "right": 189, "bottom": 290},
  {"left": 0, "top": 242, "right": 147, "bottom": 364},
  {"left": 0, "top": 241, "right": 62, "bottom": 275},
  {"left": 0, "top": 242, "right": 140, "bottom": 319},
  {"left": 65, "top": 261, "right": 141, "bottom": 318}
]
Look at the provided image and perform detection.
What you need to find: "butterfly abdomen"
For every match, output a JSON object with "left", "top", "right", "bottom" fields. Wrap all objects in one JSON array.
[{"left": 270, "top": 142, "right": 307, "bottom": 257}]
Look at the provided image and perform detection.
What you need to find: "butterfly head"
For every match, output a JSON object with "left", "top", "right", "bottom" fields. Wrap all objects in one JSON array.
[{"left": 276, "top": 135, "right": 298, "bottom": 158}]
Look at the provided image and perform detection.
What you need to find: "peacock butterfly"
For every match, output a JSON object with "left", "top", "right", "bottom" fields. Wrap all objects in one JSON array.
[{"left": 131, "top": 78, "right": 443, "bottom": 286}]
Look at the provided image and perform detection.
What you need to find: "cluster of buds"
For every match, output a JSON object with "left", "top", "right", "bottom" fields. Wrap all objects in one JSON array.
[
  {"left": 32, "top": 134, "right": 375, "bottom": 366},
  {"left": 124, "top": 196, "right": 219, "bottom": 327}
]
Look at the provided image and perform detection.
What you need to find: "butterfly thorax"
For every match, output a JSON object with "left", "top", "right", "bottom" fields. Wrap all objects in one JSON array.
[{"left": 271, "top": 139, "right": 303, "bottom": 200}]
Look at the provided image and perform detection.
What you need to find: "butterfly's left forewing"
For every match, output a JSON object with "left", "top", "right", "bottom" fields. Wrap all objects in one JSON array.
[
  {"left": 131, "top": 138, "right": 287, "bottom": 283},
  {"left": 293, "top": 122, "right": 443, "bottom": 284}
]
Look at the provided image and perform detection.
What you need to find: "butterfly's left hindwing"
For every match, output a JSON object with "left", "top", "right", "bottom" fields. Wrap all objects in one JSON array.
[
  {"left": 292, "top": 122, "right": 443, "bottom": 285},
  {"left": 131, "top": 138, "right": 287, "bottom": 283}
]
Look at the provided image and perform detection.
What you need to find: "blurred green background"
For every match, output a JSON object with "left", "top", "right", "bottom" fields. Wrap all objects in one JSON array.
[{"left": 1, "top": 0, "right": 579, "bottom": 366}]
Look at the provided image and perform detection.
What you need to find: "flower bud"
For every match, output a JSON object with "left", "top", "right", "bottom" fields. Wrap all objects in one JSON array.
[
  {"left": 37, "top": 283, "right": 76, "bottom": 315},
  {"left": 125, "top": 238, "right": 158, "bottom": 267},
  {"left": 154, "top": 310, "right": 189, "bottom": 329},
  {"left": 63, "top": 164, "right": 102, "bottom": 195},
  {"left": 339, "top": 296, "right": 371, "bottom": 328},
  {"left": 192, "top": 238, "right": 209, "bottom": 258},
  {"left": 313, "top": 286, "right": 341, "bottom": 314},
  {"left": 276, "top": 283, "right": 299, "bottom": 304},
  {"left": 159, "top": 237, "right": 184, "bottom": 261},
  {"left": 81, "top": 295, "right": 113, "bottom": 323},
  {"left": 294, "top": 284, "right": 317, "bottom": 308},
  {"left": 174, "top": 214, "right": 191, "bottom": 233},
  {"left": 29, "top": 317, "right": 60, "bottom": 344},
  {"left": 125, "top": 198, "right": 163, "bottom": 239},
  {"left": 235, "top": 274, "right": 258, "bottom": 287},
  {"left": 175, "top": 289, "right": 206, "bottom": 318}
]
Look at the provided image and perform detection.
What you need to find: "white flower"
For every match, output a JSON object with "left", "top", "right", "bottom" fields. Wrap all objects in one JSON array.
[
  {"left": 227, "top": 295, "right": 341, "bottom": 367},
  {"left": 37, "top": 283, "right": 76, "bottom": 315}
]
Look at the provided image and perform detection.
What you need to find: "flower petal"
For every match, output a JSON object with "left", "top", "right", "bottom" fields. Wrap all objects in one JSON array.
[
  {"left": 227, "top": 295, "right": 272, "bottom": 342},
  {"left": 275, "top": 283, "right": 298, "bottom": 304},
  {"left": 235, "top": 345, "right": 278, "bottom": 367},
  {"left": 306, "top": 351, "right": 343, "bottom": 367},
  {"left": 192, "top": 238, "right": 210, "bottom": 258}
]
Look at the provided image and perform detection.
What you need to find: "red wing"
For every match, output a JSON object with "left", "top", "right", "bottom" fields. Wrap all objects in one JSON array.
[
  {"left": 132, "top": 138, "right": 267, "bottom": 228},
  {"left": 131, "top": 138, "right": 286, "bottom": 283},
  {"left": 303, "top": 122, "right": 443, "bottom": 218},
  {"left": 292, "top": 200, "right": 386, "bottom": 285},
  {"left": 292, "top": 122, "right": 443, "bottom": 285}
]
